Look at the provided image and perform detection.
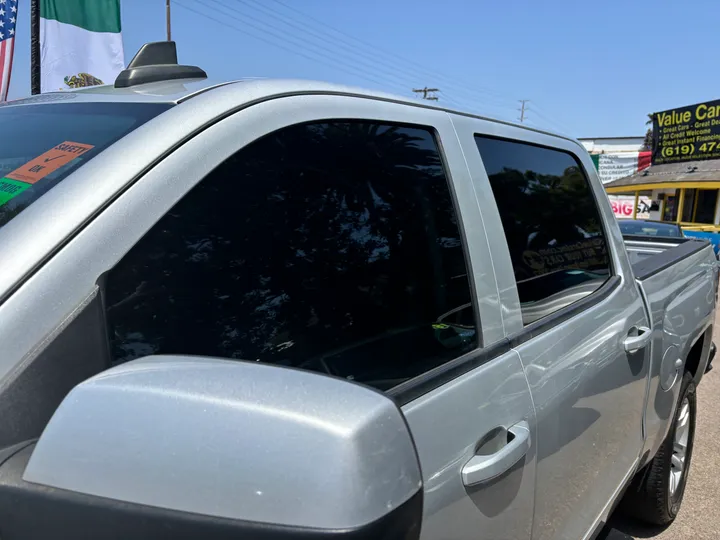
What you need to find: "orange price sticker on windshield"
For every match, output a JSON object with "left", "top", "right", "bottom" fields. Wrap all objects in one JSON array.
[{"left": 6, "top": 141, "right": 95, "bottom": 185}]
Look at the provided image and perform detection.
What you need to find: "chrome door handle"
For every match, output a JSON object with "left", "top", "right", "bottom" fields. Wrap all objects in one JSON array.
[
  {"left": 624, "top": 326, "right": 652, "bottom": 353},
  {"left": 461, "top": 421, "right": 530, "bottom": 487}
]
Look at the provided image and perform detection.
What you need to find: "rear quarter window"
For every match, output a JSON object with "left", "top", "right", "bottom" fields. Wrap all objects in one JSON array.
[{"left": 474, "top": 136, "right": 611, "bottom": 325}]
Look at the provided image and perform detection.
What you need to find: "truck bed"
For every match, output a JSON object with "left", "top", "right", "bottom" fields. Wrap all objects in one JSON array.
[
  {"left": 623, "top": 234, "right": 715, "bottom": 280},
  {"left": 624, "top": 234, "right": 718, "bottom": 467}
]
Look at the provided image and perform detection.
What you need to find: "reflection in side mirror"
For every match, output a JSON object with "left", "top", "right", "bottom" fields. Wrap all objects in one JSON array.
[{"left": 0, "top": 356, "right": 423, "bottom": 539}]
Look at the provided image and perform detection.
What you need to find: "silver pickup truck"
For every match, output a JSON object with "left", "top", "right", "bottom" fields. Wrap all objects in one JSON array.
[{"left": 0, "top": 42, "right": 716, "bottom": 540}]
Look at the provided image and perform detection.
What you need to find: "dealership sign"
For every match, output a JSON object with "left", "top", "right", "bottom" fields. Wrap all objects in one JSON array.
[
  {"left": 609, "top": 195, "right": 651, "bottom": 219},
  {"left": 652, "top": 98, "right": 720, "bottom": 165},
  {"left": 591, "top": 152, "right": 651, "bottom": 184}
]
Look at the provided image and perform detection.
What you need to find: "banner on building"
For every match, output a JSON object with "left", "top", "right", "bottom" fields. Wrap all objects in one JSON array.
[
  {"left": 40, "top": 0, "right": 125, "bottom": 93},
  {"left": 608, "top": 195, "right": 651, "bottom": 220},
  {"left": 590, "top": 151, "right": 651, "bottom": 184},
  {"left": 652, "top": 99, "right": 720, "bottom": 165}
]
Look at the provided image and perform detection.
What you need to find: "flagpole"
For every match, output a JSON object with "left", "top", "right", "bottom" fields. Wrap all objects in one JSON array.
[
  {"left": 166, "top": 0, "right": 171, "bottom": 41},
  {"left": 30, "top": 0, "right": 40, "bottom": 94}
]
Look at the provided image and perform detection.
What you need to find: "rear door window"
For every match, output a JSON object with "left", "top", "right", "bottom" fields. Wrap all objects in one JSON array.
[
  {"left": 474, "top": 136, "right": 611, "bottom": 325},
  {"left": 0, "top": 102, "right": 171, "bottom": 229}
]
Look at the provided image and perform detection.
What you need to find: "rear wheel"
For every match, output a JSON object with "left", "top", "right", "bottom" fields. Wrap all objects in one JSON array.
[{"left": 622, "top": 371, "right": 696, "bottom": 525}]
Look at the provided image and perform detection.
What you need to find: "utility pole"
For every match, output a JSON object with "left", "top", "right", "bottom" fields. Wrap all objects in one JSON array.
[
  {"left": 413, "top": 87, "right": 439, "bottom": 101},
  {"left": 30, "top": 0, "right": 40, "bottom": 94},
  {"left": 518, "top": 99, "right": 530, "bottom": 122},
  {"left": 166, "top": 0, "right": 172, "bottom": 41}
]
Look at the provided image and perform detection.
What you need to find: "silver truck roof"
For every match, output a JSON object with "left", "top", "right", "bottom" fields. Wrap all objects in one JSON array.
[
  {"left": 0, "top": 74, "right": 580, "bottom": 302},
  {"left": 0, "top": 78, "right": 234, "bottom": 106},
  {"left": 1, "top": 76, "right": 573, "bottom": 143}
]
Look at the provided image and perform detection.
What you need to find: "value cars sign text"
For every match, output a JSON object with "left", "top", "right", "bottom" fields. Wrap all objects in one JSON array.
[{"left": 652, "top": 99, "right": 720, "bottom": 165}]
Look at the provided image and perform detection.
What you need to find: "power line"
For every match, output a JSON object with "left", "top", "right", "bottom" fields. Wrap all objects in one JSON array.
[
  {"left": 219, "top": 0, "right": 432, "bottom": 92},
  {"left": 180, "top": 0, "right": 481, "bottom": 114},
  {"left": 230, "top": 0, "right": 518, "bottom": 114},
  {"left": 180, "top": 0, "right": 514, "bottom": 116},
  {"left": 439, "top": 94, "right": 465, "bottom": 108},
  {"left": 203, "top": 0, "right": 398, "bottom": 89},
  {"left": 263, "top": 0, "right": 520, "bottom": 107},
  {"left": 242, "top": 0, "right": 519, "bottom": 112},
  {"left": 178, "top": 0, "right": 570, "bottom": 130},
  {"left": 175, "top": 0, "right": 401, "bottom": 91},
  {"left": 526, "top": 104, "right": 574, "bottom": 134},
  {"left": 253, "top": 0, "right": 525, "bottom": 111},
  {"left": 234, "top": 0, "right": 440, "bottom": 93}
]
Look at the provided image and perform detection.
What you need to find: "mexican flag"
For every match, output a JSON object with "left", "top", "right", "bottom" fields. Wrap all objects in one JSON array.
[
  {"left": 590, "top": 151, "right": 651, "bottom": 184},
  {"left": 40, "top": 0, "right": 125, "bottom": 93}
]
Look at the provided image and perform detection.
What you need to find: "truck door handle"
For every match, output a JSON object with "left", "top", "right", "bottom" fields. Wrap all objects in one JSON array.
[
  {"left": 624, "top": 326, "right": 652, "bottom": 353},
  {"left": 461, "top": 421, "right": 530, "bottom": 487}
]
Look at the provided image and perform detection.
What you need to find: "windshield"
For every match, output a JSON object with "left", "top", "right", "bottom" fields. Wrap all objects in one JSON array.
[
  {"left": 0, "top": 102, "right": 172, "bottom": 229},
  {"left": 618, "top": 219, "right": 682, "bottom": 237}
]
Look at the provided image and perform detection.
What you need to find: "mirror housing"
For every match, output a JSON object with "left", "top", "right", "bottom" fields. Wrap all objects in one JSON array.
[{"left": 0, "top": 356, "right": 422, "bottom": 539}]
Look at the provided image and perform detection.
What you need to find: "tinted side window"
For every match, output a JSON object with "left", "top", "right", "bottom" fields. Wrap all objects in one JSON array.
[
  {"left": 105, "top": 122, "right": 477, "bottom": 392},
  {"left": 474, "top": 136, "right": 610, "bottom": 325}
]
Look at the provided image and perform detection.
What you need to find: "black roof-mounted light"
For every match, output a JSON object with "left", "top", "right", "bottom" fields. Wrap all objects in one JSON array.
[{"left": 114, "top": 41, "right": 207, "bottom": 89}]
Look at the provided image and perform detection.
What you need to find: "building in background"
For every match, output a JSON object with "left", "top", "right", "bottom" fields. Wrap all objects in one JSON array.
[
  {"left": 579, "top": 136, "right": 645, "bottom": 154},
  {"left": 604, "top": 98, "right": 720, "bottom": 253},
  {"left": 579, "top": 136, "right": 654, "bottom": 219}
]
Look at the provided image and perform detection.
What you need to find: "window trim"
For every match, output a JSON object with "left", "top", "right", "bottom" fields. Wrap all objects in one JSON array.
[
  {"left": 431, "top": 127, "right": 485, "bottom": 348},
  {"left": 389, "top": 335, "right": 512, "bottom": 405},
  {"left": 507, "top": 275, "right": 621, "bottom": 348}
]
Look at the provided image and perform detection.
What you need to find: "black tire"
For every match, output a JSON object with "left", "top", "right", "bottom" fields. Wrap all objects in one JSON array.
[{"left": 622, "top": 370, "right": 697, "bottom": 525}]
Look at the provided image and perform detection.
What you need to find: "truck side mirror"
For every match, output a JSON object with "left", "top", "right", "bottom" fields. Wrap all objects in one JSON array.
[{"left": 0, "top": 356, "right": 423, "bottom": 540}]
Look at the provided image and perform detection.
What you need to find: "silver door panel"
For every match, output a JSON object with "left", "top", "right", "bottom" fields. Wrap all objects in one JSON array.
[{"left": 403, "top": 348, "right": 535, "bottom": 540}]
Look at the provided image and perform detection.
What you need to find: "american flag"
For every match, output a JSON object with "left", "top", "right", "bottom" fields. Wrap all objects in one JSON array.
[{"left": 0, "top": 0, "right": 17, "bottom": 102}]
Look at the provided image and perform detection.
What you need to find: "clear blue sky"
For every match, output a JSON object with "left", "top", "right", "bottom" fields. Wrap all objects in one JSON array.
[{"left": 7, "top": 0, "right": 720, "bottom": 137}]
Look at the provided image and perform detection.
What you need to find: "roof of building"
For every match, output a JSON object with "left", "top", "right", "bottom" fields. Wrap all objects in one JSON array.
[
  {"left": 578, "top": 136, "right": 644, "bottom": 141},
  {"left": 605, "top": 158, "right": 720, "bottom": 193}
]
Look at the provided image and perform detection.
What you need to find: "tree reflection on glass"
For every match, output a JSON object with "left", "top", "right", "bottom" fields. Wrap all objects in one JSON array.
[
  {"left": 475, "top": 136, "right": 610, "bottom": 324},
  {"left": 106, "top": 122, "right": 477, "bottom": 390}
]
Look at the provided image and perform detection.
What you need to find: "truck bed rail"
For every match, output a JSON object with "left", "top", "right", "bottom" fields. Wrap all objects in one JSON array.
[{"left": 623, "top": 235, "right": 711, "bottom": 281}]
